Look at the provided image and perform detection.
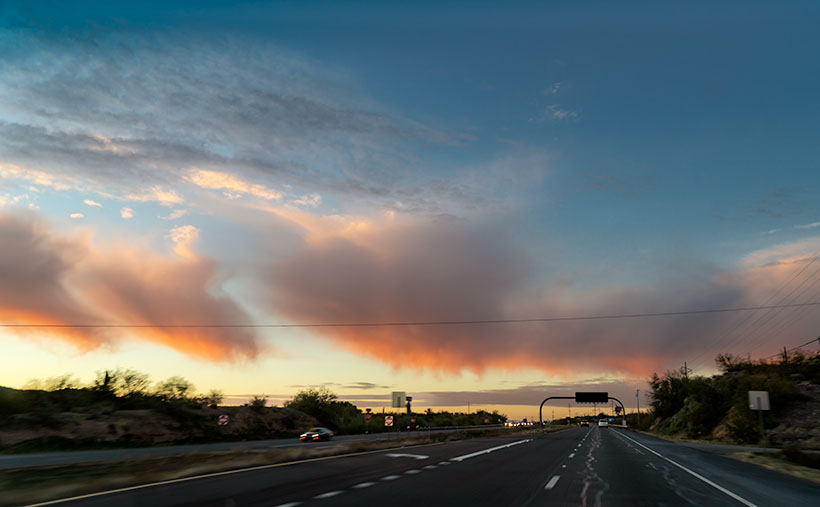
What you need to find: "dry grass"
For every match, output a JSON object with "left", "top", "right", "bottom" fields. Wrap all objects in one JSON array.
[
  {"left": 1, "top": 427, "right": 553, "bottom": 506},
  {"left": 730, "top": 451, "right": 820, "bottom": 485}
]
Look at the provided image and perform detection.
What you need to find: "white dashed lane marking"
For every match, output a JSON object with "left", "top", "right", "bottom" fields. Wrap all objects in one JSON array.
[
  {"left": 314, "top": 491, "right": 343, "bottom": 499},
  {"left": 352, "top": 482, "right": 375, "bottom": 489},
  {"left": 544, "top": 475, "right": 561, "bottom": 490},
  {"left": 381, "top": 475, "right": 401, "bottom": 481},
  {"left": 450, "top": 439, "right": 532, "bottom": 462}
]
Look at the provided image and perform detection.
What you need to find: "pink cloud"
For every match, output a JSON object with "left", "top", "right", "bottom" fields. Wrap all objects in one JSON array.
[
  {"left": 268, "top": 220, "right": 820, "bottom": 378},
  {"left": 0, "top": 211, "right": 259, "bottom": 361}
]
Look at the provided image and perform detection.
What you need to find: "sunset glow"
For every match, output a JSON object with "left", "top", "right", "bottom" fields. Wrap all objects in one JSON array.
[{"left": 2, "top": 1, "right": 820, "bottom": 419}]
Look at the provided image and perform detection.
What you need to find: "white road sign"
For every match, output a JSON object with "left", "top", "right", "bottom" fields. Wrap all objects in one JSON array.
[
  {"left": 385, "top": 415, "right": 394, "bottom": 427},
  {"left": 748, "top": 391, "right": 770, "bottom": 410},
  {"left": 391, "top": 391, "right": 406, "bottom": 408}
]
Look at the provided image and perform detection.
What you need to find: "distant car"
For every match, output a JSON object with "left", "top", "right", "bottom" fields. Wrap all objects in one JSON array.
[
  {"left": 598, "top": 420, "right": 609, "bottom": 428},
  {"left": 580, "top": 421, "right": 590, "bottom": 427},
  {"left": 300, "top": 427, "right": 334, "bottom": 442}
]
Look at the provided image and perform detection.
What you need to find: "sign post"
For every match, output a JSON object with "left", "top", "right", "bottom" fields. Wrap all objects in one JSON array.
[{"left": 748, "top": 390, "right": 770, "bottom": 448}]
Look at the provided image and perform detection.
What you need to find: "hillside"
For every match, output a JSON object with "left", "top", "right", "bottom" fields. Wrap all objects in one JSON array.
[
  {"left": 0, "top": 385, "right": 318, "bottom": 452},
  {"left": 645, "top": 352, "right": 820, "bottom": 449}
]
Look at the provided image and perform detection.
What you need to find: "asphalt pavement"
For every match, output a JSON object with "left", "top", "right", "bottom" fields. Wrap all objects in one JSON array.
[
  {"left": 1, "top": 427, "right": 499, "bottom": 470},
  {"left": 24, "top": 427, "right": 820, "bottom": 507}
]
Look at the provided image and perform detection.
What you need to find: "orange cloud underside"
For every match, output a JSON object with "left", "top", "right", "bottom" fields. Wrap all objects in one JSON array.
[{"left": 0, "top": 212, "right": 259, "bottom": 362}]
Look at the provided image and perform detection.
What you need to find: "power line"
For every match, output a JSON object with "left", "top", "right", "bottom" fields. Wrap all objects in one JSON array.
[
  {"left": 3, "top": 301, "right": 820, "bottom": 329},
  {"left": 762, "top": 337, "right": 820, "bottom": 361},
  {"left": 688, "top": 247, "right": 820, "bottom": 371}
]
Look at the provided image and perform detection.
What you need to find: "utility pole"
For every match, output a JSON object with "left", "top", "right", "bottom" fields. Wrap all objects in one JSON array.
[
  {"left": 467, "top": 401, "right": 470, "bottom": 414},
  {"left": 636, "top": 389, "right": 641, "bottom": 426},
  {"left": 568, "top": 403, "right": 571, "bottom": 419},
  {"left": 681, "top": 362, "right": 691, "bottom": 379}
]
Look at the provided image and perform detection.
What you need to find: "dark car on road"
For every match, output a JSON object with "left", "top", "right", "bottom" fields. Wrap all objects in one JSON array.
[{"left": 300, "top": 427, "right": 334, "bottom": 442}]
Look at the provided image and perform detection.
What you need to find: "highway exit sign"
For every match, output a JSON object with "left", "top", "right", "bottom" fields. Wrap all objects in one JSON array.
[{"left": 575, "top": 392, "right": 608, "bottom": 404}]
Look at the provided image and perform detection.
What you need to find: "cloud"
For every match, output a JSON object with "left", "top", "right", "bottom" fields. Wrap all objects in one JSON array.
[
  {"left": 418, "top": 380, "right": 645, "bottom": 408},
  {"left": 1, "top": 163, "right": 76, "bottom": 191},
  {"left": 267, "top": 218, "right": 820, "bottom": 378},
  {"left": 186, "top": 169, "right": 283, "bottom": 201},
  {"left": 69, "top": 213, "right": 84, "bottom": 219},
  {"left": 160, "top": 209, "right": 188, "bottom": 220},
  {"left": 125, "top": 186, "right": 183, "bottom": 206},
  {"left": 120, "top": 207, "right": 134, "bottom": 219},
  {"left": 291, "top": 193, "right": 322, "bottom": 208},
  {"left": 83, "top": 199, "right": 102, "bottom": 207},
  {"left": 0, "top": 30, "right": 482, "bottom": 218},
  {"left": 739, "top": 236, "right": 820, "bottom": 268},
  {"left": 0, "top": 212, "right": 105, "bottom": 350},
  {"left": 0, "top": 211, "right": 260, "bottom": 361},
  {"left": 547, "top": 104, "right": 579, "bottom": 121},
  {"left": 168, "top": 225, "right": 199, "bottom": 260},
  {"left": 342, "top": 382, "right": 390, "bottom": 390},
  {"left": 542, "top": 82, "right": 562, "bottom": 95},
  {"left": 795, "top": 221, "right": 820, "bottom": 230}
]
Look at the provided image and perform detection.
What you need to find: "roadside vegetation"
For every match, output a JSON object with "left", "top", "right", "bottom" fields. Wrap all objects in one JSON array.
[
  {"left": 642, "top": 350, "right": 820, "bottom": 469},
  {"left": 284, "top": 386, "right": 506, "bottom": 434},
  {"left": 0, "top": 371, "right": 506, "bottom": 453}
]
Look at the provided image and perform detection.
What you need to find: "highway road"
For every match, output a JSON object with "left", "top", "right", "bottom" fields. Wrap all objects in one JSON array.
[
  {"left": 0, "top": 426, "right": 500, "bottom": 470},
  {"left": 28, "top": 427, "right": 820, "bottom": 507}
]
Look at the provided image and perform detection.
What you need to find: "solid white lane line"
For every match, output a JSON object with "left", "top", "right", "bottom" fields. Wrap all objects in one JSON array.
[
  {"left": 544, "top": 475, "right": 561, "bottom": 490},
  {"left": 450, "top": 439, "right": 532, "bottom": 462},
  {"left": 614, "top": 431, "right": 757, "bottom": 507},
  {"left": 381, "top": 475, "right": 401, "bottom": 481},
  {"left": 352, "top": 482, "right": 376, "bottom": 489},
  {"left": 314, "top": 491, "right": 343, "bottom": 499},
  {"left": 404, "top": 469, "right": 421, "bottom": 474},
  {"left": 568, "top": 453, "right": 576, "bottom": 458}
]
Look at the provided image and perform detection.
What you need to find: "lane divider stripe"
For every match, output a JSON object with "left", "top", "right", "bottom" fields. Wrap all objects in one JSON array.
[
  {"left": 23, "top": 441, "right": 449, "bottom": 506},
  {"left": 450, "top": 439, "right": 532, "bottom": 462},
  {"left": 314, "top": 491, "right": 343, "bottom": 499},
  {"left": 544, "top": 475, "right": 560, "bottom": 490}
]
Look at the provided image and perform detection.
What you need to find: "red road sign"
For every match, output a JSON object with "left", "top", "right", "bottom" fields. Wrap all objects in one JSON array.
[
  {"left": 484, "top": 418, "right": 490, "bottom": 423},
  {"left": 218, "top": 414, "right": 229, "bottom": 426},
  {"left": 385, "top": 415, "right": 394, "bottom": 427},
  {"left": 364, "top": 413, "right": 372, "bottom": 422},
  {"left": 410, "top": 418, "right": 415, "bottom": 423}
]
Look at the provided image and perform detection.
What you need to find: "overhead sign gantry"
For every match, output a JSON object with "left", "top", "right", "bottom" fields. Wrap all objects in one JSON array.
[{"left": 538, "top": 392, "right": 627, "bottom": 427}]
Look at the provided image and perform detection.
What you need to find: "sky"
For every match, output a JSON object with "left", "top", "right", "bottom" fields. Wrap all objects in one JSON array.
[{"left": 1, "top": 1, "right": 820, "bottom": 419}]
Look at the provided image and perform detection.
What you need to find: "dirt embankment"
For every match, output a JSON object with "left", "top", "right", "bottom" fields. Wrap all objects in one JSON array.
[
  {"left": 767, "top": 381, "right": 820, "bottom": 449},
  {"left": 0, "top": 406, "right": 319, "bottom": 452}
]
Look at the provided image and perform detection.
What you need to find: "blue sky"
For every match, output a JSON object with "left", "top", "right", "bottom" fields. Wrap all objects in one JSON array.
[{"left": 1, "top": 1, "right": 819, "bottom": 416}]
